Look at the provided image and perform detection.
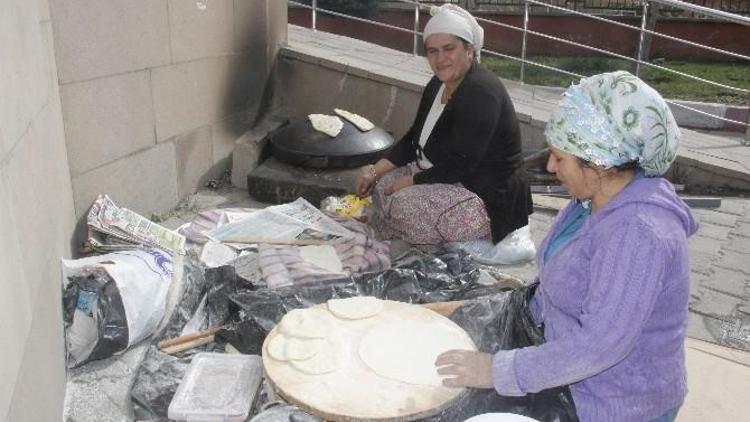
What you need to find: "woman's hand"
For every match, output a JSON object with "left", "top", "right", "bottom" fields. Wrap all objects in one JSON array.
[
  {"left": 435, "top": 350, "right": 494, "bottom": 389},
  {"left": 384, "top": 175, "right": 413, "bottom": 196},
  {"left": 355, "top": 173, "right": 377, "bottom": 197}
]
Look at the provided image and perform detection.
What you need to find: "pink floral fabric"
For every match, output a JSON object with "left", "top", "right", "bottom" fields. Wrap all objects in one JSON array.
[{"left": 372, "top": 162, "right": 491, "bottom": 251}]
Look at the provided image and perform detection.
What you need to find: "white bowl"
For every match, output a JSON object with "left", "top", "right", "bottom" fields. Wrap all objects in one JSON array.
[{"left": 463, "top": 413, "right": 540, "bottom": 422}]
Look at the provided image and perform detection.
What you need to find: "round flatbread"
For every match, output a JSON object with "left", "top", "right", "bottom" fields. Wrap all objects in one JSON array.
[
  {"left": 308, "top": 114, "right": 343, "bottom": 137},
  {"left": 359, "top": 321, "right": 475, "bottom": 386},
  {"left": 334, "top": 108, "right": 374, "bottom": 131},
  {"left": 266, "top": 332, "right": 324, "bottom": 361},
  {"left": 279, "top": 308, "right": 336, "bottom": 339},
  {"left": 327, "top": 297, "right": 384, "bottom": 320},
  {"left": 291, "top": 335, "right": 349, "bottom": 375}
]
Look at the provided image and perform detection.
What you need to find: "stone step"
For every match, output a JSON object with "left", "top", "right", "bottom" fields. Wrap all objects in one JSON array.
[{"left": 246, "top": 157, "right": 362, "bottom": 206}]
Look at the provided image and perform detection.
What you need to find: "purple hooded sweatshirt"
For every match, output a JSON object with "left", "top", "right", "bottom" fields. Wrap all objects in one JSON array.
[{"left": 491, "top": 177, "right": 698, "bottom": 421}]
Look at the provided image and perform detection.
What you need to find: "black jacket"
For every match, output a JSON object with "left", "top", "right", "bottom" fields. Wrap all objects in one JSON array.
[{"left": 386, "top": 63, "right": 533, "bottom": 242}]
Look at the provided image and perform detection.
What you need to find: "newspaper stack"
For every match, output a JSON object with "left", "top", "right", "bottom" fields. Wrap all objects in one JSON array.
[
  {"left": 86, "top": 195, "right": 186, "bottom": 255},
  {"left": 206, "top": 198, "right": 352, "bottom": 245}
]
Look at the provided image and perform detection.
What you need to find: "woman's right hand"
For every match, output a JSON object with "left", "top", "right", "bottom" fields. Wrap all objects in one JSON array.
[
  {"left": 355, "top": 173, "right": 377, "bottom": 197},
  {"left": 355, "top": 159, "right": 395, "bottom": 197}
]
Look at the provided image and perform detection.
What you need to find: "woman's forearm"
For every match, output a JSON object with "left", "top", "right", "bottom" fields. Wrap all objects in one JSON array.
[{"left": 373, "top": 159, "right": 396, "bottom": 179}]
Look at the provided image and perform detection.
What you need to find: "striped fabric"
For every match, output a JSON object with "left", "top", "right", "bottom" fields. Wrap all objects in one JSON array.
[
  {"left": 258, "top": 217, "right": 391, "bottom": 289},
  {"left": 178, "top": 207, "right": 257, "bottom": 243}
]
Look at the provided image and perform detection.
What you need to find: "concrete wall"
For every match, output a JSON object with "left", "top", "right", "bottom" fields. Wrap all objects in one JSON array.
[
  {"left": 273, "top": 54, "right": 423, "bottom": 145},
  {"left": 0, "top": 1, "right": 286, "bottom": 420},
  {"left": 49, "top": 0, "right": 288, "bottom": 219},
  {"left": 0, "top": 0, "right": 77, "bottom": 420}
]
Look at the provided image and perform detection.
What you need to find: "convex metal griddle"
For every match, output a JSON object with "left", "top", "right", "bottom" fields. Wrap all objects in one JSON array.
[{"left": 269, "top": 113, "right": 396, "bottom": 169}]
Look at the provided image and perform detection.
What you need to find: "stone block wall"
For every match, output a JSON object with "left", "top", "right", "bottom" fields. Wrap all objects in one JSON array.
[
  {"left": 0, "top": 0, "right": 77, "bottom": 420},
  {"left": 49, "top": 0, "right": 288, "bottom": 218}
]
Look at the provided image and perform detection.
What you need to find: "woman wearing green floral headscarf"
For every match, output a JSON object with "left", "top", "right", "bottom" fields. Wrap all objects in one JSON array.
[{"left": 436, "top": 71, "right": 698, "bottom": 422}]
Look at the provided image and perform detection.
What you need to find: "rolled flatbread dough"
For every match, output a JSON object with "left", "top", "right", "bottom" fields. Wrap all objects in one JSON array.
[
  {"left": 359, "top": 321, "right": 475, "bottom": 386},
  {"left": 279, "top": 308, "right": 336, "bottom": 339},
  {"left": 291, "top": 335, "right": 349, "bottom": 375},
  {"left": 267, "top": 332, "right": 324, "bottom": 361},
  {"left": 334, "top": 108, "right": 374, "bottom": 132},
  {"left": 327, "top": 297, "right": 384, "bottom": 320},
  {"left": 308, "top": 114, "right": 343, "bottom": 137}
]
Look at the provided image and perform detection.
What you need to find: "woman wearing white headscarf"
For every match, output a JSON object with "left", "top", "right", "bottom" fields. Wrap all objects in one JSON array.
[
  {"left": 436, "top": 71, "right": 698, "bottom": 422},
  {"left": 355, "top": 4, "right": 533, "bottom": 254}
]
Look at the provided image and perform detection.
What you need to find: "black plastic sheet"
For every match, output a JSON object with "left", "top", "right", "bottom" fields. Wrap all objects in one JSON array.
[
  {"left": 130, "top": 248, "right": 577, "bottom": 421},
  {"left": 63, "top": 268, "right": 129, "bottom": 368},
  {"left": 434, "top": 286, "right": 579, "bottom": 422},
  {"left": 130, "top": 250, "right": 221, "bottom": 420}
]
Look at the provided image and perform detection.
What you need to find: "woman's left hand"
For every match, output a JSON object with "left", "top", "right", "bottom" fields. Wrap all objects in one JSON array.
[
  {"left": 435, "top": 350, "right": 494, "bottom": 389},
  {"left": 384, "top": 175, "right": 413, "bottom": 195}
]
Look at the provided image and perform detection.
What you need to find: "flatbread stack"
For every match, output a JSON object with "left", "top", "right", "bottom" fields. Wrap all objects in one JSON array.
[{"left": 265, "top": 297, "right": 384, "bottom": 374}]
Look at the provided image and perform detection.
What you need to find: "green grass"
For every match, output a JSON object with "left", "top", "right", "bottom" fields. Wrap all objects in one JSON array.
[{"left": 482, "top": 55, "right": 750, "bottom": 105}]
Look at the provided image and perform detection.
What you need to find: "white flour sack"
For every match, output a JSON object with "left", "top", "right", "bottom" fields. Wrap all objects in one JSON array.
[{"left": 62, "top": 249, "right": 174, "bottom": 367}]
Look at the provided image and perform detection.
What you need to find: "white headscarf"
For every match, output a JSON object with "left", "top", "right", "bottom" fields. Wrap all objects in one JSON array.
[{"left": 423, "top": 4, "right": 484, "bottom": 62}]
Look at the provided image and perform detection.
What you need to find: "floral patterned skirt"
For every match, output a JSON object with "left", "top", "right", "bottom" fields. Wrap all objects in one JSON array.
[{"left": 372, "top": 162, "right": 491, "bottom": 251}]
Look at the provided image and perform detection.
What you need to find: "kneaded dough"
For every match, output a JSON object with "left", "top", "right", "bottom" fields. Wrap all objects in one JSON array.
[
  {"left": 308, "top": 114, "right": 343, "bottom": 137},
  {"left": 359, "top": 321, "right": 475, "bottom": 386},
  {"left": 327, "top": 297, "right": 384, "bottom": 320},
  {"left": 291, "top": 335, "right": 349, "bottom": 375},
  {"left": 266, "top": 332, "right": 324, "bottom": 361},
  {"left": 279, "top": 308, "right": 336, "bottom": 339}
]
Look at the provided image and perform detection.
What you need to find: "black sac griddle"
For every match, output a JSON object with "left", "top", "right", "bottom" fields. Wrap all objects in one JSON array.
[{"left": 269, "top": 116, "right": 397, "bottom": 169}]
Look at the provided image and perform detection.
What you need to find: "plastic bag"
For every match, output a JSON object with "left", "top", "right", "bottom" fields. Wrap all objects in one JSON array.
[
  {"left": 453, "top": 225, "right": 536, "bottom": 265},
  {"left": 320, "top": 194, "right": 371, "bottom": 218},
  {"left": 61, "top": 249, "right": 174, "bottom": 368}
]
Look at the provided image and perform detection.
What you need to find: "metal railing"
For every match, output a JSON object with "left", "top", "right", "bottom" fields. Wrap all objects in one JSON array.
[
  {"left": 472, "top": 0, "right": 750, "bottom": 15},
  {"left": 292, "top": 0, "right": 750, "bottom": 144}
]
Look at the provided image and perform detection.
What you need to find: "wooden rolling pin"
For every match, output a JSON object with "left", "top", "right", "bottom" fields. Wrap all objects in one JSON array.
[
  {"left": 161, "top": 335, "right": 216, "bottom": 355},
  {"left": 158, "top": 326, "right": 222, "bottom": 354},
  {"left": 420, "top": 300, "right": 466, "bottom": 316},
  {"left": 221, "top": 237, "right": 330, "bottom": 246}
]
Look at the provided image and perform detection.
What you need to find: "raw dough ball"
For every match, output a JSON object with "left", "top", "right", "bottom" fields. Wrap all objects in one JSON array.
[
  {"left": 291, "top": 335, "right": 349, "bottom": 375},
  {"left": 327, "top": 297, "right": 384, "bottom": 320},
  {"left": 279, "top": 308, "right": 336, "bottom": 339},
  {"left": 266, "top": 332, "right": 324, "bottom": 361},
  {"left": 359, "top": 321, "right": 476, "bottom": 386}
]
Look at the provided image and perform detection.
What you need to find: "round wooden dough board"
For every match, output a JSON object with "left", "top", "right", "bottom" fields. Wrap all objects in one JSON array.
[{"left": 262, "top": 300, "right": 477, "bottom": 421}]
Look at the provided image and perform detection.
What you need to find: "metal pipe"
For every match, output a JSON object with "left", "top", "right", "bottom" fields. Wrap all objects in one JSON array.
[
  {"left": 287, "top": 0, "right": 750, "bottom": 130},
  {"left": 522, "top": 0, "right": 750, "bottom": 61},
  {"left": 474, "top": 14, "right": 750, "bottom": 95},
  {"left": 650, "top": 0, "right": 750, "bottom": 26},
  {"left": 290, "top": 1, "right": 419, "bottom": 35},
  {"left": 635, "top": 1, "right": 649, "bottom": 76},
  {"left": 413, "top": 1, "right": 420, "bottom": 56},
  {"left": 520, "top": 0, "right": 530, "bottom": 83},
  {"left": 312, "top": 0, "right": 317, "bottom": 31}
]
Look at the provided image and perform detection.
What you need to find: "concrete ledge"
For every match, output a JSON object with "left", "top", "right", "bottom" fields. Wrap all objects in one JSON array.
[
  {"left": 280, "top": 25, "right": 750, "bottom": 193},
  {"left": 247, "top": 157, "right": 361, "bottom": 206},
  {"left": 231, "top": 115, "right": 288, "bottom": 189}
]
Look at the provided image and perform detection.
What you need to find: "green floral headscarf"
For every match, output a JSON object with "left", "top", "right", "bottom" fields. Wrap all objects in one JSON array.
[{"left": 544, "top": 71, "right": 680, "bottom": 176}]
